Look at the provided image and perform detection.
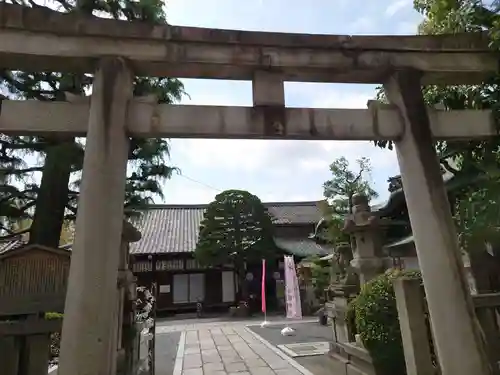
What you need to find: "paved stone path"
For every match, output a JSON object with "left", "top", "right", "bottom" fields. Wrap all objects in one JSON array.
[{"left": 173, "top": 325, "right": 312, "bottom": 375}]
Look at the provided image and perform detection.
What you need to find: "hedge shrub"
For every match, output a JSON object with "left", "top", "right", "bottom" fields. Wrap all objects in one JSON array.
[{"left": 347, "top": 269, "right": 422, "bottom": 375}]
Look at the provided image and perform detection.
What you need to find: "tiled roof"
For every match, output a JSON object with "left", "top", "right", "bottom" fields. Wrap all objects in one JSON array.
[
  {"left": 130, "top": 205, "right": 205, "bottom": 255},
  {"left": 267, "top": 201, "right": 322, "bottom": 224},
  {"left": 0, "top": 236, "right": 72, "bottom": 256},
  {"left": 130, "top": 201, "right": 323, "bottom": 255},
  {"left": 274, "top": 237, "right": 331, "bottom": 257},
  {"left": 0, "top": 237, "right": 25, "bottom": 255}
]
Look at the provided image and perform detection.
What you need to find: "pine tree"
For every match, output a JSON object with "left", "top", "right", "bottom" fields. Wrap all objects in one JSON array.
[
  {"left": 0, "top": 133, "right": 38, "bottom": 237},
  {"left": 195, "top": 190, "right": 276, "bottom": 300},
  {"left": 0, "top": 0, "right": 185, "bottom": 247},
  {"left": 319, "top": 156, "right": 378, "bottom": 246}
]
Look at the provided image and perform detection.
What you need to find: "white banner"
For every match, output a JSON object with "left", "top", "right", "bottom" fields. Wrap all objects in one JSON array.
[{"left": 283, "top": 255, "right": 302, "bottom": 320}]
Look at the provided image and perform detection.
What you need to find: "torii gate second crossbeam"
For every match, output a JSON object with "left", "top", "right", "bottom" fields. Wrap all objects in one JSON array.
[{"left": 0, "top": 4, "right": 497, "bottom": 375}]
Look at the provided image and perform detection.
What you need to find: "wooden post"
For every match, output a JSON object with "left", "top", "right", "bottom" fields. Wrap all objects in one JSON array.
[
  {"left": 384, "top": 70, "right": 492, "bottom": 375},
  {"left": 58, "top": 57, "right": 133, "bottom": 375},
  {"left": 394, "top": 278, "right": 434, "bottom": 375}
]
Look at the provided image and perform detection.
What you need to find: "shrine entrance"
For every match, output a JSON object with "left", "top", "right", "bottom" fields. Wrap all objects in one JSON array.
[{"left": 0, "top": 3, "right": 498, "bottom": 375}]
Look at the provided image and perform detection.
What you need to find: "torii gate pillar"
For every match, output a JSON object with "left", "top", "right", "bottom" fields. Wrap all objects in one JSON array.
[
  {"left": 385, "top": 71, "right": 492, "bottom": 375},
  {"left": 58, "top": 58, "right": 133, "bottom": 375}
]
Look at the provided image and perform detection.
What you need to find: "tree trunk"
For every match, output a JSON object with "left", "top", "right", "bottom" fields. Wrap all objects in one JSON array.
[{"left": 29, "top": 141, "right": 74, "bottom": 248}]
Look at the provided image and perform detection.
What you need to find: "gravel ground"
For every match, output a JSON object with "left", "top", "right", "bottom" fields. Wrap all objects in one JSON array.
[
  {"left": 249, "top": 322, "right": 338, "bottom": 375},
  {"left": 249, "top": 322, "right": 332, "bottom": 347}
]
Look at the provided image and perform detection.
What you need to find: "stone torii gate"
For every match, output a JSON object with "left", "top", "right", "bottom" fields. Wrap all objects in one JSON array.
[{"left": 0, "top": 3, "right": 497, "bottom": 375}]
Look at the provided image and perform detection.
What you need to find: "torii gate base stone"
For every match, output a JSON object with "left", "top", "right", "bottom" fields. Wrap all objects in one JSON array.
[{"left": 0, "top": 4, "right": 496, "bottom": 375}]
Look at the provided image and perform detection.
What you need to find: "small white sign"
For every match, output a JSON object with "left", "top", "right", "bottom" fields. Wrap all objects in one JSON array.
[{"left": 159, "top": 284, "right": 170, "bottom": 293}]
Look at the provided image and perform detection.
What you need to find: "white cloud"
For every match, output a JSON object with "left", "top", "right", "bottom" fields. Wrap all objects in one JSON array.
[
  {"left": 313, "top": 90, "right": 374, "bottom": 109},
  {"left": 172, "top": 139, "right": 269, "bottom": 171},
  {"left": 351, "top": 16, "right": 377, "bottom": 33},
  {"left": 298, "top": 157, "right": 331, "bottom": 171},
  {"left": 159, "top": 1, "right": 405, "bottom": 205},
  {"left": 395, "top": 19, "right": 420, "bottom": 35},
  {"left": 386, "top": 0, "right": 411, "bottom": 17},
  {"left": 162, "top": 183, "right": 219, "bottom": 204},
  {"left": 181, "top": 79, "right": 251, "bottom": 106}
]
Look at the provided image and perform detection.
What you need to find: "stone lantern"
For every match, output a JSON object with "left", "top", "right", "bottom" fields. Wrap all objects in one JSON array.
[{"left": 343, "top": 193, "right": 386, "bottom": 285}]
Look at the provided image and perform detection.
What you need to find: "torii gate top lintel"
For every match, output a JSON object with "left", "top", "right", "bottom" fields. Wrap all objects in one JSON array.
[{"left": 0, "top": 2, "right": 497, "bottom": 84}]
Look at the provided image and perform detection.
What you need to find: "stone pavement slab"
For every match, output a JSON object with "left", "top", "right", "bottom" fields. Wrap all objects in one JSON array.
[
  {"left": 156, "top": 317, "right": 316, "bottom": 334},
  {"left": 171, "top": 323, "right": 315, "bottom": 375}
]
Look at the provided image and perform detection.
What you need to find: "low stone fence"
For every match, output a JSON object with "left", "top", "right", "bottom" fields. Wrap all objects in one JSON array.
[
  {"left": 326, "top": 278, "right": 500, "bottom": 375},
  {"left": 395, "top": 279, "right": 500, "bottom": 375}
]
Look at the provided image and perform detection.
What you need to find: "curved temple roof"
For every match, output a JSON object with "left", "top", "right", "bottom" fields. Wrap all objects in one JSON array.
[{"left": 129, "top": 201, "right": 326, "bottom": 255}]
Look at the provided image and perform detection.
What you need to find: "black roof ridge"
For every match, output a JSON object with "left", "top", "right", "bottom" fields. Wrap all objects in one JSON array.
[
  {"left": 263, "top": 200, "right": 322, "bottom": 206},
  {"left": 132, "top": 200, "right": 323, "bottom": 211},
  {"left": 142, "top": 204, "right": 208, "bottom": 210}
]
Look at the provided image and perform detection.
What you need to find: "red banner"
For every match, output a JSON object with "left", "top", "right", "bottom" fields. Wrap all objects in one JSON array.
[{"left": 261, "top": 259, "right": 266, "bottom": 313}]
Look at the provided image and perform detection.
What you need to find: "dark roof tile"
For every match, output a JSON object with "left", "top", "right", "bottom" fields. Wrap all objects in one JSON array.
[{"left": 0, "top": 237, "right": 25, "bottom": 255}]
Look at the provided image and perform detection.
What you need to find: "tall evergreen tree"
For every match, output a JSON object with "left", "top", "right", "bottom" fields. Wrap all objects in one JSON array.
[
  {"left": 195, "top": 190, "right": 276, "bottom": 300},
  {"left": 0, "top": 0, "right": 185, "bottom": 247}
]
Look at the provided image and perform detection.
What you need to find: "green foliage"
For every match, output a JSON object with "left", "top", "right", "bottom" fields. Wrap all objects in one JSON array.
[
  {"left": 413, "top": 1, "right": 500, "bottom": 252},
  {"left": 195, "top": 190, "right": 276, "bottom": 268},
  {"left": 323, "top": 157, "right": 378, "bottom": 212},
  {"left": 348, "top": 269, "right": 422, "bottom": 375},
  {"left": 0, "top": 135, "right": 39, "bottom": 235},
  {"left": 307, "top": 256, "right": 330, "bottom": 301},
  {"left": 44, "top": 312, "right": 64, "bottom": 320},
  {"left": 345, "top": 299, "right": 357, "bottom": 342}
]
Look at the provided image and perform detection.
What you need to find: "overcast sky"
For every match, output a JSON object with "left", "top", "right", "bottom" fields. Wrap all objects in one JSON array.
[{"left": 158, "top": 0, "right": 423, "bottom": 205}]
